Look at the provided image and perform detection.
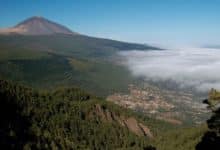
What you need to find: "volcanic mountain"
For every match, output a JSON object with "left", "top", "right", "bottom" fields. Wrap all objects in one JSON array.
[
  {"left": 0, "top": 16, "right": 77, "bottom": 35},
  {"left": 0, "top": 16, "right": 160, "bottom": 52}
]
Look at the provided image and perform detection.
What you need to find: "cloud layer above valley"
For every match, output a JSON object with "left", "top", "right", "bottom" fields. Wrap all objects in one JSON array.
[{"left": 119, "top": 48, "right": 220, "bottom": 92}]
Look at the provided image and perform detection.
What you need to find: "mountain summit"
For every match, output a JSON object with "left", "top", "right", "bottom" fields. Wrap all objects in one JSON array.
[{"left": 0, "top": 16, "right": 76, "bottom": 35}]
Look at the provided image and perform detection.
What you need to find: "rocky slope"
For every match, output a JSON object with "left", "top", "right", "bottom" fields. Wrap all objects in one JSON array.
[{"left": 91, "top": 104, "right": 153, "bottom": 138}]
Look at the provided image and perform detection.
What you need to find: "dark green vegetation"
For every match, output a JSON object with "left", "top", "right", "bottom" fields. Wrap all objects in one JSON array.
[
  {"left": 0, "top": 79, "right": 158, "bottom": 149},
  {"left": 196, "top": 89, "right": 220, "bottom": 150},
  {"left": 154, "top": 125, "right": 207, "bottom": 150},
  {"left": 0, "top": 35, "right": 158, "bottom": 96},
  {"left": 0, "top": 79, "right": 210, "bottom": 150}
]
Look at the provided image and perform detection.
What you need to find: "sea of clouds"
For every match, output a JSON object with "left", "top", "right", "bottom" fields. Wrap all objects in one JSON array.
[{"left": 118, "top": 47, "right": 220, "bottom": 92}]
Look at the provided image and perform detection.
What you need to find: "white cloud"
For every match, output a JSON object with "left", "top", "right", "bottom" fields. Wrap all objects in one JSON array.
[{"left": 118, "top": 47, "right": 220, "bottom": 92}]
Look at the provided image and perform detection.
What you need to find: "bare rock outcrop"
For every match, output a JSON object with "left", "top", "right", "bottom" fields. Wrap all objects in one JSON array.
[{"left": 90, "top": 104, "right": 153, "bottom": 138}]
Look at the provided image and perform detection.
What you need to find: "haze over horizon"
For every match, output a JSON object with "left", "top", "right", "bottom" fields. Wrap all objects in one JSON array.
[{"left": 1, "top": 0, "right": 220, "bottom": 47}]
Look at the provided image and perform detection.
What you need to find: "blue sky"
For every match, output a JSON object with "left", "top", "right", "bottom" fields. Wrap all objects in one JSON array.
[{"left": 0, "top": 0, "right": 220, "bottom": 47}]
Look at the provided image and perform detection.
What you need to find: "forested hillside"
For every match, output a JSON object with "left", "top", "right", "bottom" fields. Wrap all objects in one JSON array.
[
  {"left": 0, "top": 79, "right": 211, "bottom": 150},
  {"left": 0, "top": 79, "right": 160, "bottom": 149}
]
